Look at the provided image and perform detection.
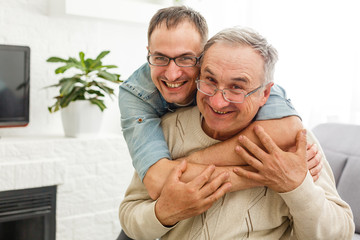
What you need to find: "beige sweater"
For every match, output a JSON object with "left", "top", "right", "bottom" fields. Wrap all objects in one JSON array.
[{"left": 119, "top": 106, "right": 354, "bottom": 240}]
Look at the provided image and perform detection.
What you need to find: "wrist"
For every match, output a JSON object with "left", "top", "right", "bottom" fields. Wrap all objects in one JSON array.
[{"left": 154, "top": 200, "right": 178, "bottom": 227}]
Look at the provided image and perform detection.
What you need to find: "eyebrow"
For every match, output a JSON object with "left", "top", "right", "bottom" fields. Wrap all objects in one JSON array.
[
  {"left": 202, "top": 66, "right": 249, "bottom": 83},
  {"left": 150, "top": 51, "right": 196, "bottom": 57}
]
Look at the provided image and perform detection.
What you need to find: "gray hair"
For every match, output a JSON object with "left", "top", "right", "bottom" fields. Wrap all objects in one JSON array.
[
  {"left": 148, "top": 6, "right": 208, "bottom": 47},
  {"left": 202, "top": 27, "right": 278, "bottom": 84}
]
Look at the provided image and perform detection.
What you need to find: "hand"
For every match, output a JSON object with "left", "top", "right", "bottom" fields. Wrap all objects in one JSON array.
[
  {"left": 155, "top": 160, "right": 232, "bottom": 226},
  {"left": 306, "top": 144, "right": 322, "bottom": 181},
  {"left": 233, "top": 126, "right": 308, "bottom": 193},
  {"left": 289, "top": 143, "right": 323, "bottom": 182}
]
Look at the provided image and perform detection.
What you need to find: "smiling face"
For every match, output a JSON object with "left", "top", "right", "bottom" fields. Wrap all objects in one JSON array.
[
  {"left": 197, "top": 42, "right": 272, "bottom": 140},
  {"left": 148, "top": 21, "right": 203, "bottom": 105}
]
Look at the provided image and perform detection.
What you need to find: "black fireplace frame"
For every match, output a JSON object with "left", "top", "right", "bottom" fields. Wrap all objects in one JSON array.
[{"left": 0, "top": 185, "right": 56, "bottom": 240}]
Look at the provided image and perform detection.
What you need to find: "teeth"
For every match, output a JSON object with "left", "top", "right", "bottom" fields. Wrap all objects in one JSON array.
[
  {"left": 213, "top": 109, "right": 227, "bottom": 114},
  {"left": 165, "top": 82, "right": 184, "bottom": 88}
]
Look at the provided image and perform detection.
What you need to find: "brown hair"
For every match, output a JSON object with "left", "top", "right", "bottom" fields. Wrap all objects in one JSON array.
[{"left": 147, "top": 6, "right": 208, "bottom": 47}]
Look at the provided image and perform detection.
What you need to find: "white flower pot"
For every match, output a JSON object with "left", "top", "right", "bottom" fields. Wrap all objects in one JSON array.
[{"left": 61, "top": 100, "right": 103, "bottom": 138}]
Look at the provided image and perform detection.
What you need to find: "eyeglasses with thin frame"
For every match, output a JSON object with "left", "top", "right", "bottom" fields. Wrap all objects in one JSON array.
[
  {"left": 147, "top": 52, "right": 202, "bottom": 67},
  {"left": 196, "top": 79, "right": 263, "bottom": 104}
]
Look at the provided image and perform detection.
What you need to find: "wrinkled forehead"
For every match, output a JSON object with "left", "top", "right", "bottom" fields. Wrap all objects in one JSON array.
[{"left": 200, "top": 43, "right": 265, "bottom": 86}]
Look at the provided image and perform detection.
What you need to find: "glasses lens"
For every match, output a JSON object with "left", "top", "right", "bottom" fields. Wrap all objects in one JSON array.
[
  {"left": 224, "top": 90, "right": 245, "bottom": 103},
  {"left": 148, "top": 55, "right": 169, "bottom": 66},
  {"left": 198, "top": 80, "right": 215, "bottom": 96},
  {"left": 175, "top": 56, "right": 197, "bottom": 67}
]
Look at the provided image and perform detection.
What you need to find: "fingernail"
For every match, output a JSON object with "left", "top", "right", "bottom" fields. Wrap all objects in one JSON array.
[
  {"left": 235, "top": 146, "right": 241, "bottom": 152},
  {"left": 238, "top": 135, "right": 243, "bottom": 141},
  {"left": 302, "top": 129, "right": 307, "bottom": 135}
]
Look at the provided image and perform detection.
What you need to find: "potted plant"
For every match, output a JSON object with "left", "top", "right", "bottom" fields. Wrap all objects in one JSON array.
[{"left": 46, "top": 50, "right": 122, "bottom": 137}]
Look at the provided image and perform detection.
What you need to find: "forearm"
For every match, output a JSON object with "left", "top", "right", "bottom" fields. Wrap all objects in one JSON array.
[
  {"left": 144, "top": 158, "right": 260, "bottom": 199},
  {"left": 186, "top": 116, "right": 303, "bottom": 166},
  {"left": 119, "top": 85, "right": 171, "bottom": 180}
]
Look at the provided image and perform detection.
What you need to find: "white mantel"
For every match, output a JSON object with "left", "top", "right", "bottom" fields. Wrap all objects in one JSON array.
[{"left": 0, "top": 134, "right": 133, "bottom": 240}]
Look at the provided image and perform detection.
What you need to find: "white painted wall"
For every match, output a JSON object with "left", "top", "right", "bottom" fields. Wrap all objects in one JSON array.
[
  {"left": 3, "top": 0, "right": 358, "bottom": 135},
  {"left": 187, "top": 0, "right": 360, "bottom": 128},
  {"left": 0, "top": 0, "right": 154, "bottom": 137}
]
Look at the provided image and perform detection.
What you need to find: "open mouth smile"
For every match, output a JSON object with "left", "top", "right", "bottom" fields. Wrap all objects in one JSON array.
[
  {"left": 163, "top": 81, "right": 187, "bottom": 88},
  {"left": 212, "top": 108, "right": 229, "bottom": 115}
]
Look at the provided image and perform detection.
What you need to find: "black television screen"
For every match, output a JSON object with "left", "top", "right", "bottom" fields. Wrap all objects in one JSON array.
[{"left": 0, "top": 44, "right": 30, "bottom": 127}]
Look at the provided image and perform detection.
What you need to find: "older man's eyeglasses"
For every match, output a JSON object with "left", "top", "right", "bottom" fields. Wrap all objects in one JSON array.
[
  {"left": 147, "top": 54, "right": 201, "bottom": 67},
  {"left": 196, "top": 79, "right": 263, "bottom": 104}
]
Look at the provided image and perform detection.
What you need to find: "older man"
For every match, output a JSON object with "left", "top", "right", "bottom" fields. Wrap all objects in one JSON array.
[
  {"left": 119, "top": 27, "right": 354, "bottom": 239},
  {"left": 119, "top": 6, "right": 323, "bottom": 201}
]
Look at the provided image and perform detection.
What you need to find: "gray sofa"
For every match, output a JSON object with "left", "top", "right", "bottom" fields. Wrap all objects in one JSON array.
[{"left": 313, "top": 123, "right": 359, "bottom": 239}]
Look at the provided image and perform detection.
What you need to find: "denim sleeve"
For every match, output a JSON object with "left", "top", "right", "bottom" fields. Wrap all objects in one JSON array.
[
  {"left": 255, "top": 84, "right": 301, "bottom": 120},
  {"left": 119, "top": 66, "right": 171, "bottom": 181}
]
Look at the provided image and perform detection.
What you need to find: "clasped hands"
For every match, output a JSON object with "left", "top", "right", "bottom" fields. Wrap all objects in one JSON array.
[{"left": 155, "top": 126, "right": 322, "bottom": 225}]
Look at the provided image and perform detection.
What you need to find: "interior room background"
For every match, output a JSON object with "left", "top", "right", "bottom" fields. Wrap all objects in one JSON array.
[
  {"left": 0, "top": 0, "right": 359, "bottom": 137},
  {"left": 0, "top": 0, "right": 359, "bottom": 239}
]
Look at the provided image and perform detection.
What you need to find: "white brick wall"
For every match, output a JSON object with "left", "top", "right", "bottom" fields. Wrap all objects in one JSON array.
[
  {"left": 0, "top": 135, "right": 133, "bottom": 240},
  {"left": 0, "top": 0, "right": 166, "bottom": 238},
  {"left": 0, "top": 0, "right": 149, "bottom": 137},
  {"left": 0, "top": 1, "right": 151, "bottom": 238}
]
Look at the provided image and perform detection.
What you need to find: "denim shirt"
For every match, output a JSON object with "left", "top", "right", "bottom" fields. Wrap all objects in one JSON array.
[{"left": 119, "top": 63, "right": 299, "bottom": 180}]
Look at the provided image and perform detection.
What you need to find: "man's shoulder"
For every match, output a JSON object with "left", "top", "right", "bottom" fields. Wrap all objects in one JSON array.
[{"left": 120, "top": 63, "right": 158, "bottom": 99}]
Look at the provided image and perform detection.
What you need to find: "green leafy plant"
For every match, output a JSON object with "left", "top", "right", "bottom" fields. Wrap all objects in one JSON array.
[{"left": 46, "top": 50, "right": 122, "bottom": 113}]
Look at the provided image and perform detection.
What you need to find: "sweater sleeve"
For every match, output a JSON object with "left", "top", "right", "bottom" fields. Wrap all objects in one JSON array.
[
  {"left": 279, "top": 131, "right": 355, "bottom": 240},
  {"left": 119, "top": 171, "right": 176, "bottom": 240}
]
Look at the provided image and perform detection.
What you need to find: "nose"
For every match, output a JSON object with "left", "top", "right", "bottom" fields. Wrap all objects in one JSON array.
[
  {"left": 209, "top": 90, "right": 230, "bottom": 109},
  {"left": 164, "top": 60, "right": 182, "bottom": 82}
]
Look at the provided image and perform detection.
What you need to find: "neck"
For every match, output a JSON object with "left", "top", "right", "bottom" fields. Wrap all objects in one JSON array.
[{"left": 201, "top": 117, "right": 240, "bottom": 141}]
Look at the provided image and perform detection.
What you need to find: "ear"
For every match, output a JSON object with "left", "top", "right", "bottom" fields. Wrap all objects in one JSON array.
[
  {"left": 146, "top": 46, "right": 149, "bottom": 52},
  {"left": 259, "top": 82, "right": 274, "bottom": 107}
]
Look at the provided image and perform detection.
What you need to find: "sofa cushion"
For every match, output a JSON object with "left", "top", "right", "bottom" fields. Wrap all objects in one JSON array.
[
  {"left": 312, "top": 123, "right": 360, "bottom": 156},
  {"left": 337, "top": 156, "right": 360, "bottom": 233},
  {"left": 322, "top": 149, "right": 348, "bottom": 185},
  {"left": 354, "top": 233, "right": 360, "bottom": 240},
  {"left": 312, "top": 123, "right": 360, "bottom": 238}
]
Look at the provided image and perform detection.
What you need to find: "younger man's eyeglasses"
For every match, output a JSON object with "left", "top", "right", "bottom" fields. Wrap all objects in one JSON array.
[{"left": 147, "top": 54, "right": 201, "bottom": 67}]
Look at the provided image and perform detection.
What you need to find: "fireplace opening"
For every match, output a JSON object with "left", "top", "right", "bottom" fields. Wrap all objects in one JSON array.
[{"left": 0, "top": 186, "right": 56, "bottom": 240}]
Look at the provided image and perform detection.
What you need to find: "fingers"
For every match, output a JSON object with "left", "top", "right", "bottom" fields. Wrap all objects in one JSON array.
[
  {"left": 307, "top": 150, "right": 321, "bottom": 169},
  {"left": 306, "top": 143, "right": 318, "bottom": 161},
  {"left": 310, "top": 161, "right": 322, "bottom": 182},
  {"left": 308, "top": 151, "right": 322, "bottom": 182},
  {"left": 188, "top": 164, "right": 216, "bottom": 189},
  {"left": 295, "top": 129, "right": 307, "bottom": 156},
  {"left": 171, "top": 160, "right": 188, "bottom": 182},
  {"left": 235, "top": 144, "right": 263, "bottom": 170},
  {"left": 253, "top": 125, "right": 281, "bottom": 154},
  {"left": 233, "top": 167, "right": 263, "bottom": 183},
  {"left": 201, "top": 171, "right": 231, "bottom": 199},
  {"left": 205, "top": 181, "right": 232, "bottom": 204}
]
